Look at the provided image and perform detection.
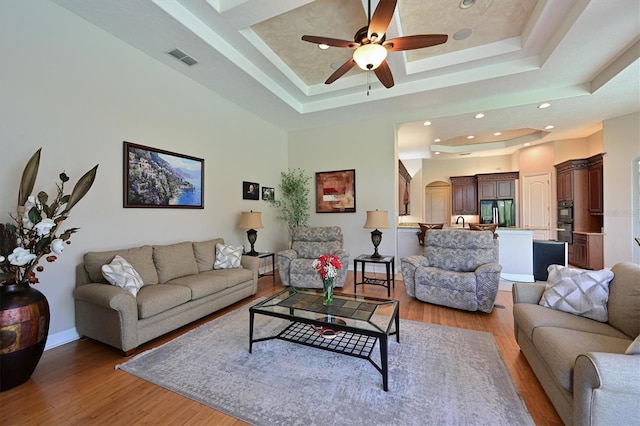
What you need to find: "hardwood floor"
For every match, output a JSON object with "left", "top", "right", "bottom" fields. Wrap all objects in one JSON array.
[{"left": 1, "top": 273, "right": 563, "bottom": 425}]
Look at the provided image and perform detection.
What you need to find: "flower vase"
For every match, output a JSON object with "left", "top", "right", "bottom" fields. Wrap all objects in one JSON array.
[
  {"left": 323, "top": 278, "right": 334, "bottom": 306},
  {"left": 0, "top": 282, "right": 50, "bottom": 392}
]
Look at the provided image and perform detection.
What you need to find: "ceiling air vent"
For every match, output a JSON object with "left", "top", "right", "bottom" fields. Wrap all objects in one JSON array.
[{"left": 166, "top": 48, "right": 198, "bottom": 66}]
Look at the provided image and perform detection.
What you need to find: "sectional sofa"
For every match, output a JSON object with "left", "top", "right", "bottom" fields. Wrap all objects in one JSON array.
[{"left": 73, "top": 238, "right": 259, "bottom": 355}]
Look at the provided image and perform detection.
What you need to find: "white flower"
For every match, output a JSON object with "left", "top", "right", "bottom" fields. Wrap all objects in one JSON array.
[
  {"left": 34, "top": 218, "right": 55, "bottom": 236},
  {"left": 51, "top": 239, "right": 65, "bottom": 255},
  {"left": 0, "top": 256, "right": 5, "bottom": 263},
  {"left": 8, "top": 247, "right": 36, "bottom": 266}
]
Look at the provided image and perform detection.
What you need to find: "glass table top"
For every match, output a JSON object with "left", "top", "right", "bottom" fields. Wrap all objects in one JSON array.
[{"left": 251, "top": 287, "right": 398, "bottom": 335}]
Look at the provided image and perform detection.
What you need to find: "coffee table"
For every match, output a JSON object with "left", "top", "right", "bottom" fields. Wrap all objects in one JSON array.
[{"left": 249, "top": 288, "right": 400, "bottom": 391}]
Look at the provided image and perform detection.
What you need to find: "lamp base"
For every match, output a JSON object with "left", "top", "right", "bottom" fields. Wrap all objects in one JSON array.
[
  {"left": 245, "top": 250, "right": 259, "bottom": 256},
  {"left": 246, "top": 229, "right": 259, "bottom": 257},
  {"left": 370, "top": 229, "right": 383, "bottom": 259}
]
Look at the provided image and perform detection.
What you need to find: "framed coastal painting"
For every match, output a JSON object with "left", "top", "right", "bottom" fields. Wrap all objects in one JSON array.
[
  {"left": 123, "top": 142, "right": 204, "bottom": 208},
  {"left": 316, "top": 169, "right": 356, "bottom": 213}
]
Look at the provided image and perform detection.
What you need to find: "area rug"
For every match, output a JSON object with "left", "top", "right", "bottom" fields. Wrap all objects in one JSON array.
[{"left": 117, "top": 299, "right": 533, "bottom": 425}]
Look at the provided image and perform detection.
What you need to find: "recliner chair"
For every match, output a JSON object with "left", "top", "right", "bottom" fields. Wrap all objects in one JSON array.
[
  {"left": 277, "top": 226, "right": 350, "bottom": 288},
  {"left": 401, "top": 229, "right": 501, "bottom": 313}
]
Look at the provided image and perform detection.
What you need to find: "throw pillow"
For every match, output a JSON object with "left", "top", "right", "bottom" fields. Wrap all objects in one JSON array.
[
  {"left": 101, "top": 255, "right": 144, "bottom": 296},
  {"left": 625, "top": 335, "right": 640, "bottom": 355},
  {"left": 539, "top": 265, "right": 614, "bottom": 322},
  {"left": 214, "top": 243, "right": 243, "bottom": 269}
]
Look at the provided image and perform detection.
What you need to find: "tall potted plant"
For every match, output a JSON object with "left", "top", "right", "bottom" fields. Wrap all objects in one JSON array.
[
  {"left": 0, "top": 148, "right": 98, "bottom": 391},
  {"left": 268, "top": 168, "right": 311, "bottom": 239}
]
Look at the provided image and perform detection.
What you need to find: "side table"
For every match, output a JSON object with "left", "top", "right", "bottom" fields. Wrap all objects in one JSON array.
[
  {"left": 257, "top": 252, "right": 275, "bottom": 283},
  {"left": 353, "top": 254, "right": 395, "bottom": 297}
]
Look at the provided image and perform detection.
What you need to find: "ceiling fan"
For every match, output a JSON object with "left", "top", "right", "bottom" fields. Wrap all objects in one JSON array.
[{"left": 301, "top": 0, "right": 448, "bottom": 88}]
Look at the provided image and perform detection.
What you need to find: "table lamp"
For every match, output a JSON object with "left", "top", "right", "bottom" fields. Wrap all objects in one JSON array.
[
  {"left": 238, "top": 210, "right": 264, "bottom": 256},
  {"left": 364, "top": 210, "right": 390, "bottom": 258}
]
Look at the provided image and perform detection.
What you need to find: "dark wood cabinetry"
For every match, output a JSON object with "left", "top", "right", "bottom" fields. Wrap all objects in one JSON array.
[
  {"left": 571, "top": 233, "right": 604, "bottom": 270},
  {"left": 450, "top": 175, "right": 477, "bottom": 215},
  {"left": 476, "top": 172, "right": 518, "bottom": 200},
  {"left": 588, "top": 154, "right": 604, "bottom": 214}
]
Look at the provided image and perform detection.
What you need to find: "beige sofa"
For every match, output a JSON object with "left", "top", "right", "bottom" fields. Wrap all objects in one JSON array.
[
  {"left": 513, "top": 262, "right": 640, "bottom": 425},
  {"left": 74, "top": 238, "right": 259, "bottom": 355}
]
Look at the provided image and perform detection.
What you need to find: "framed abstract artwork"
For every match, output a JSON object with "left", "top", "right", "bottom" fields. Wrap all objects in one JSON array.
[
  {"left": 123, "top": 142, "right": 204, "bottom": 208},
  {"left": 315, "top": 169, "right": 356, "bottom": 213}
]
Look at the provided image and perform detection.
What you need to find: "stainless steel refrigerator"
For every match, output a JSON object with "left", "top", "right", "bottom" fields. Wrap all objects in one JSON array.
[{"left": 479, "top": 199, "right": 515, "bottom": 227}]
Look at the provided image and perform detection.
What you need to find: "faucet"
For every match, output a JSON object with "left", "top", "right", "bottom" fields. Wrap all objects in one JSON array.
[{"left": 455, "top": 216, "right": 465, "bottom": 228}]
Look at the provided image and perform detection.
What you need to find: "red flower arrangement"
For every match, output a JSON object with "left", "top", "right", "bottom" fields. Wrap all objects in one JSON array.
[{"left": 312, "top": 254, "right": 342, "bottom": 279}]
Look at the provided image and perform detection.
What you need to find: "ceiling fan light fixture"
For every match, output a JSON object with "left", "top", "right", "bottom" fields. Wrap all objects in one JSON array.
[{"left": 353, "top": 43, "right": 388, "bottom": 71}]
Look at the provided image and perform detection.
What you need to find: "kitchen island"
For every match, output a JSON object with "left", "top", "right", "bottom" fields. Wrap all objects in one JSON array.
[{"left": 397, "top": 225, "right": 537, "bottom": 282}]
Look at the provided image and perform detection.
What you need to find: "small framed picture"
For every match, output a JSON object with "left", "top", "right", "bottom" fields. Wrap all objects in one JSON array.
[
  {"left": 262, "top": 187, "right": 274, "bottom": 201},
  {"left": 243, "top": 181, "right": 259, "bottom": 200}
]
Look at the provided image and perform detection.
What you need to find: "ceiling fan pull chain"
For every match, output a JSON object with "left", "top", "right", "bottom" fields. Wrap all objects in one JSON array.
[{"left": 367, "top": 72, "right": 371, "bottom": 96}]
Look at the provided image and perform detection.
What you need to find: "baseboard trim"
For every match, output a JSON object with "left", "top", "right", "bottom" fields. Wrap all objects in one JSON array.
[
  {"left": 501, "top": 273, "right": 534, "bottom": 283},
  {"left": 45, "top": 328, "right": 80, "bottom": 351}
]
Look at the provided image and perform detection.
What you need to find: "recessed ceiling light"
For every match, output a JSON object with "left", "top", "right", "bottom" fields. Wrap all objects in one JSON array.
[
  {"left": 453, "top": 28, "right": 472, "bottom": 40},
  {"left": 459, "top": 0, "right": 475, "bottom": 9},
  {"left": 545, "top": 125, "right": 555, "bottom": 130},
  {"left": 467, "top": 135, "right": 475, "bottom": 139},
  {"left": 538, "top": 102, "right": 551, "bottom": 109},
  {"left": 494, "top": 132, "right": 502, "bottom": 136},
  {"left": 318, "top": 44, "right": 329, "bottom": 50},
  {"left": 423, "top": 121, "right": 432, "bottom": 126},
  {"left": 524, "top": 142, "right": 531, "bottom": 147},
  {"left": 434, "top": 138, "right": 441, "bottom": 142},
  {"left": 434, "top": 151, "right": 441, "bottom": 155},
  {"left": 474, "top": 113, "right": 485, "bottom": 119}
]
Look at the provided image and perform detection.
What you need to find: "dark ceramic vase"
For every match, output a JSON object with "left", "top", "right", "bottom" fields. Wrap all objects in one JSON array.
[{"left": 0, "top": 282, "right": 50, "bottom": 392}]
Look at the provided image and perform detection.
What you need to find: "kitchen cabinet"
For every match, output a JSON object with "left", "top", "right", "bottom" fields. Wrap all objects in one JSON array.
[
  {"left": 476, "top": 172, "right": 518, "bottom": 200},
  {"left": 570, "top": 233, "right": 603, "bottom": 270},
  {"left": 555, "top": 158, "right": 601, "bottom": 232},
  {"left": 450, "top": 175, "right": 477, "bottom": 215},
  {"left": 588, "top": 153, "right": 603, "bottom": 215}
]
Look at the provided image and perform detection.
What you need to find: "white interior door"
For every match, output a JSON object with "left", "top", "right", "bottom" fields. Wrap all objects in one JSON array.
[
  {"left": 522, "top": 173, "right": 551, "bottom": 240},
  {"left": 425, "top": 186, "right": 449, "bottom": 223}
]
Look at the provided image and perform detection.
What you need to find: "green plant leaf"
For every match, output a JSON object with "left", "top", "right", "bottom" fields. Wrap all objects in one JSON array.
[
  {"left": 62, "top": 165, "right": 98, "bottom": 213},
  {"left": 28, "top": 206, "right": 40, "bottom": 225},
  {"left": 18, "top": 148, "right": 41, "bottom": 207}
]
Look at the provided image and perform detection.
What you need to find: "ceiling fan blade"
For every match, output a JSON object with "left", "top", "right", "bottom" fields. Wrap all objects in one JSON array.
[
  {"left": 325, "top": 58, "right": 357, "bottom": 84},
  {"left": 302, "top": 35, "right": 359, "bottom": 49},
  {"left": 367, "top": 0, "right": 397, "bottom": 41},
  {"left": 384, "top": 34, "right": 448, "bottom": 51},
  {"left": 374, "top": 60, "right": 394, "bottom": 88}
]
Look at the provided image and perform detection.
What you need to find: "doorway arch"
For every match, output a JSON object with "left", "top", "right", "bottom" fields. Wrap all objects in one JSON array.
[{"left": 424, "top": 180, "right": 450, "bottom": 224}]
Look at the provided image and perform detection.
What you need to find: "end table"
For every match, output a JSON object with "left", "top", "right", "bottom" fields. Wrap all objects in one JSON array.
[
  {"left": 257, "top": 252, "right": 275, "bottom": 283},
  {"left": 353, "top": 254, "right": 395, "bottom": 297}
]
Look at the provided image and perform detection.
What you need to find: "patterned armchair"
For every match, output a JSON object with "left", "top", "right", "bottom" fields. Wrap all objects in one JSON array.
[
  {"left": 278, "top": 227, "right": 350, "bottom": 289},
  {"left": 401, "top": 229, "right": 502, "bottom": 313}
]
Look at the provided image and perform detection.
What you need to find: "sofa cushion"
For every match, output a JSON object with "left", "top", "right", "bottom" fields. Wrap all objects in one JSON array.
[
  {"left": 607, "top": 262, "right": 640, "bottom": 339},
  {"left": 101, "top": 255, "right": 144, "bottom": 296},
  {"left": 192, "top": 238, "right": 224, "bottom": 273},
  {"left": 513, "top": 303, "right": 629, "bottom": 341},
  {"left": 84, "top": 245, "right": 158, "bottom": 285},
  {"left": 214, "top": 243, "right": 243, "bottom": 269},
  {"left": 136, "top": 283, "right": 192, "bottom": 319},
  {"left": 539, "top": 265, "right": 613, "bottom": 322},
  {"left": 423, "top": 229, "right": 497, "bottom": 272},
  {"left": 153, "top": 242, "right": 199, "bottom": 283},
  {"left": 292, "top": 241, "right": 342, "bottom": 259},
  {"left": 531, "top": 326, "right": 632, "bottom": 392},
  {"left": 170, "top": 268, "right": 253, "bottom": 299}
]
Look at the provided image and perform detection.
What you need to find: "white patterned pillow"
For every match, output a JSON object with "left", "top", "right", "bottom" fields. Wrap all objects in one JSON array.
[
  {"left": 214, "top": 244, "right": 243, "bottom": 269},
  {"left": 102, "top": 255, "right": 144, "bottom": 296},
  {"left": 539, "top": 265, "right": 614, "bottom": 322}
]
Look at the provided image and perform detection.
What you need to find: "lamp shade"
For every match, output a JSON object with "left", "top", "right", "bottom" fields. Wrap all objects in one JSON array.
[
  {"left": 353, "top": 43, "right": 388, "bottom": 70},
  {"left": 364, "top": 210, "right": 390, "bottom": 229},
  {"left": 238, "top": 211, "right": 264, "bottom": 229}
]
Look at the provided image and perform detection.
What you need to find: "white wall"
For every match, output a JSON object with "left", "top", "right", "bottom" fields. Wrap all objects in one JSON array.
[
  {"left": 603, "top": 112, "right": 640, "bottom": 264},
  {"left": 0, "top": 1, "right": 288, "bottom": 346},
  {"left": 288, "top": 120, "right": 396, "bottom": 266}
]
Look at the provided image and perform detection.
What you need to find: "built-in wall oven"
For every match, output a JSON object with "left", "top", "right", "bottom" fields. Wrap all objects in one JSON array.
[{"left": 557, "top": 201, "right": 574, "bottom": 244}]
